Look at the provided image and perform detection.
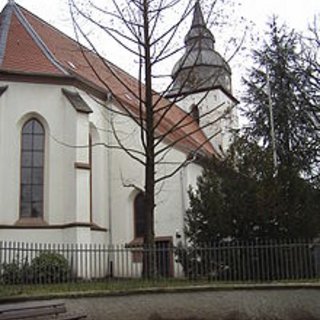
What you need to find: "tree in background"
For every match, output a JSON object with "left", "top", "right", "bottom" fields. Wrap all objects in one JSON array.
[
  {"left": 239, "top": 17, "right": 320, "bottom": 238},
  {"left": 242, "top": 17, "right": 319, "bottom": 178},
  {"left": 185, "top": 158, "right": 258, "bottom": 245},
  {"left": 297, "top": 15, "right": 320, "bottom": 183},
  {"left": 186, "top": 18, "right": 320, "bottom": 246}
]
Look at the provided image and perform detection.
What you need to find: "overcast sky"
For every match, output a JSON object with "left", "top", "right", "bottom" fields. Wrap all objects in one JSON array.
[
  {"left": 1, "top": 0, "right": 317, "bottom": 31},
  {"left": 0, "top": 0, "right": 319, "bottom": 95},
  {"left": 241, "top": 0, "right": 318, "bottom": 32}
]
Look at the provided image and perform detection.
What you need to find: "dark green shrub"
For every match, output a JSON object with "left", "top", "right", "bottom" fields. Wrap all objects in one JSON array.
[
  {"left": 30, "top": 252, "right": 71, "bottom": 284},
  {"left": 1, "top": 258, "right": 31, "bottom": 285}
]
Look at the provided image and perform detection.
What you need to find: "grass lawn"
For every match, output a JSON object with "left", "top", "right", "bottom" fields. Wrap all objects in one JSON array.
[
  {"left": 0, "top": 278, "right": 211, "bottom": 298},
  {"left": 0, "top": 278, "right": 319, "bottom": 300}
]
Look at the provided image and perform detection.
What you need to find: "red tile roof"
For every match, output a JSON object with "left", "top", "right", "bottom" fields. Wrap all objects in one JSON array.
[
  {"left": 3, "top": 14, "right": 64, "bottom": 75},
  {"left": 0, "top": 3, "right": 217, "bottom": 157}
]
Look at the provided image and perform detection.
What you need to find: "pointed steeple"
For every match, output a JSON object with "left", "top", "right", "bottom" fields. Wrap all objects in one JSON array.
[
  {"left": 192, "top": 0, "right": 205, "bottom": 26},
  {"left": 185, "top": 0, "right": 215, "bottom": 51},
  {"left": 168, "top": 0, "right": 232, "bottom": 96}
]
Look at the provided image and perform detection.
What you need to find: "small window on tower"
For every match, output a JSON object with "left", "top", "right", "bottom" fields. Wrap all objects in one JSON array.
[{"left": 190, "top": 104, "right": 200, "bottom": 125}]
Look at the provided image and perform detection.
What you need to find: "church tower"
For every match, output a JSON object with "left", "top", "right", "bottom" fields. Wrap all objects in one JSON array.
[{"left": 167, "top": 0, "right": 238, "bottom": 154}]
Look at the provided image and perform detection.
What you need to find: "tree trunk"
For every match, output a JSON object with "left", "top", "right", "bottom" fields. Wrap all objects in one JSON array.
[{"left": 142, "top": 0, "right": 156, "bottom": 278}]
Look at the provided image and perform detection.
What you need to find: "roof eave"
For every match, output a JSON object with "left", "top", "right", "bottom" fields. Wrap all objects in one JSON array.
[
  {"left": 0, "top": 68, "right": 109, "bottom": 101},
  {"left": 166, "top": 85, "right": 239, "bottom": 104}
]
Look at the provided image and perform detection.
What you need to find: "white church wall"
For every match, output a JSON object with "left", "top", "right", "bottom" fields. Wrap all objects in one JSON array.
[
  {"left": 0, "top": 228, "right": 65, "bottom": 243},
  {"left": 185, "top": 162, "right": 203, "bottom": 189},
  {"left": 105, "top": 105, "right": 204, "bottom": 246},
  {"left": 74, "top": 112, "right": 91, "bottom": 224},
  {"left": 154, "top": 147, "right": 188, "bottom": 245},
  {"left": 89, "top": 124, "right": 108, "bottom": 229},
  {"left": 0, "top": 82, "right": 95, "bottom": 243},
  {"left": 88, "top": 107, "right": 108, "bottom": 229},
  {"left": 0, "top": 81, "right": 206, "bottom": 249},
  {"left": 102, "top": 114, "right": 203, "bottom": 277},
  {"left": 176, "top": 90, "right": 237, "bottom": 154},
  {"left": 0, "top": 82, "right": 73, "bottom": 225},
  {"left": 107, "top": 109, "right": 145, "bottom": 245},
  {"left": 75, "top": 168, "right": 90, "bottom": 223},
  {"left": 49, "top": 86, "right": 78, "bottom": 225},
  {"left": 86, "top": 98, "right": 203, "bottom": 247},
  {"left": 0, "top": 90, "right": 4, "bottom": 223},
  {"left": 0, "top": 82, "right": 19, "bottom": 224}
]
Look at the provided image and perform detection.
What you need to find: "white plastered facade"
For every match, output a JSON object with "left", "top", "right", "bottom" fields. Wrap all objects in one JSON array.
[
  {"left": 176, "top": 90, "right": 238, "bottom": 155},
  {"left": 0, "top": 80, "right": 208, "bottom": 249}
]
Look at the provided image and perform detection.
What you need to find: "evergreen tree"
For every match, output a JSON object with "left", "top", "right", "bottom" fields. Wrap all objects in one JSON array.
[
  {"left": 185, "top": 19, "right": 320, "bottom": 244},
  {"left": 242, "top": 18, "right": 319, "bottom": 177},
  {"left": 240, "top": 18, "right": 320, "bottom": 238},
  {"left": 186, "top": 154, "right": 320, "bottom": 244},
  {"left": 185, "top": 159, "right": 260, "bottom": 244},
  {"left": 297, "top": 17, "right": 320, "bottom": 182}
]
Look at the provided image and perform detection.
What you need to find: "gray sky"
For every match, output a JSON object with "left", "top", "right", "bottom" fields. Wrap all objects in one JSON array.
[
  {"left": 2, "top": 0, "right": 317, "bottom": 31},
  {"left": 0, "top": 0, "right": 319, "bottom": 95},
  {"left": 241, "top": 0, "right": 318, "bottom": 32}
]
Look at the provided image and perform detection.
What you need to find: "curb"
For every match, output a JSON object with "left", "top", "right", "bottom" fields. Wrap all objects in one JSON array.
[{"left": 1, "top": 282, "right": 320, "bottom": 304}]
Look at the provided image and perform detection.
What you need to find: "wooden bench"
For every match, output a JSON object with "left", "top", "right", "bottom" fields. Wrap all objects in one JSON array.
[{"left": 0, "top": 300, "right": 86, "bottom": 319}]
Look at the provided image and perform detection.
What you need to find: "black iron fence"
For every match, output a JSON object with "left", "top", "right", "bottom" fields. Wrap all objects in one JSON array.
[
  {"left": 0, "top": 239, "right": 320, "bottom": 285},
  {"left": 175, "top": 240, "right": 320, "bottom": 281}
]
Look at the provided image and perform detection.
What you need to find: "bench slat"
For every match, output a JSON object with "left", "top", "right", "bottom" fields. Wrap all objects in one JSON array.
[
  {"left": 0, "top": 301, "right": 66, "bottom": 320},
  {"left": 60, "top": 313, "right": 87, "bottom": 320},
  {"left": 0, "top": 300, "right": 65, "bottom": 312}
]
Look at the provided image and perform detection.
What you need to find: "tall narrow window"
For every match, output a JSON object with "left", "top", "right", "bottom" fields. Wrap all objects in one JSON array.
[
  {"left": 190, "top": 104, "right": 200, "bottom": 124},
  {"left": 20, "top": 119, "right": 45, "bottom": 218},
  {"left": 134, "top": 193, "right": 146, "bottom": 238}
]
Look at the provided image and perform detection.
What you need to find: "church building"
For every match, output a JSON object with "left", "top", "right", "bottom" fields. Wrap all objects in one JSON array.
[{"left": 0, "top": 0, "right": 238, "bottom": 270}]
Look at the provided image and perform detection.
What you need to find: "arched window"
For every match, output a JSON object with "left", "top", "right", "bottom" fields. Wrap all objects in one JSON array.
[
  {"left": 20, "top": 119, "right": 45, "bottom": 218},
  {"left": 134, "top": 192, "right": 146, "bottom": 238},
  {"left": 190, "top": 104, "right": 200, "bottom": 124}
]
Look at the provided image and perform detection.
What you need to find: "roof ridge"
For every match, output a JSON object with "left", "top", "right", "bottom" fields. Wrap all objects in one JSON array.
[
  {"left": 12, "top": 4, "right": 69, "bottom": 75},
  {"left": 0, "top": 3, "right": 14, "bottom": 64}
]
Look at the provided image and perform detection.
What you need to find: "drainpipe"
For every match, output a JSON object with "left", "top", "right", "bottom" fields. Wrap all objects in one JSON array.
[{"left": 106, "top": 94, "right": 114, "bottom": 276}]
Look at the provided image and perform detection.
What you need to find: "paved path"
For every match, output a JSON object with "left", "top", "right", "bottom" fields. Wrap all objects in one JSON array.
[{"left": 63, "top": 289, "right": 320, "bottom": 320}]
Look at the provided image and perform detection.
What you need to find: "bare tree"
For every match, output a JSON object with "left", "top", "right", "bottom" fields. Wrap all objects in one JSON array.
[{"left": 67, "top": 0, "right": 244, "bottom": 277}]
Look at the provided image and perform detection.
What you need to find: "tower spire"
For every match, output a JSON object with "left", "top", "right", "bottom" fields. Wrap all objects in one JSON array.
[
  {"left": 185, "top": 0, "right": 215, "bottom": 50},
  {"left": 192, "top": 0, "right": 205, "bottom": 27},
  {"left": 168, "top": 0, "right": 232, "bottom": 96}
]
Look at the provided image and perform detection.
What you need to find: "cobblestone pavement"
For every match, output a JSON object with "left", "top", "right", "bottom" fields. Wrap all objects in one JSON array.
[{"left": 63, "top": 289, "right": 320, "bottom": 320}]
